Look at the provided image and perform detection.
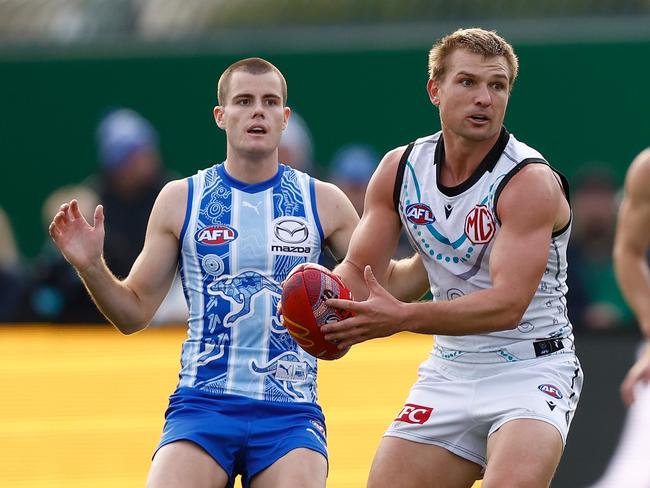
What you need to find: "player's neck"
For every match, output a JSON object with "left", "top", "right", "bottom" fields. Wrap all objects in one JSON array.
[
  {"left": 224, "top": 150, "right": 279, "bottom": 184},
  {"left": 439, "top": 130, "right": 499, "bottom": 186}
]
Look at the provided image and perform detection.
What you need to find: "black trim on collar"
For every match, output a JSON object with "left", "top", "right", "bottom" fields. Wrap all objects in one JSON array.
[
  {"left": 393, "top": 143, "right": 415, "bottom": 215},
  {"left": 435, "top": 127, "right": 510, "bottom": 197}
]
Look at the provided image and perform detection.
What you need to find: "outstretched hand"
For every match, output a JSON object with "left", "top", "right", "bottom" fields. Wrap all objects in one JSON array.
[
  {"left": 48, "top": 199, "right": 106, "bottom": 272},
  {"left": 322, "top": 265, "right": 406, "bottom": 349},
  {"left": 621, "top": 342, "right": 650, "bottom": 406}
]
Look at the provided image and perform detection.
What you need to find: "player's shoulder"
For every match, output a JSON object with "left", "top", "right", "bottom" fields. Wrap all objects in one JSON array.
[
  {"left": 381, "top": 133, "right": 441, "bottom": 171},
  {"left": 629, "top": 147, "right": 650, "bottom": 178},
  {"left": 312, "top": 178, "right": 355, "bottom": 211},
  {"left": 624, "top": 147, "right": 650, "bottom": 198},
  {"left": 158, "top": 178, "right": 189, "bottom": 202},
  {"left": 502, "top": 163, "right": 560, "bottom": 197}
]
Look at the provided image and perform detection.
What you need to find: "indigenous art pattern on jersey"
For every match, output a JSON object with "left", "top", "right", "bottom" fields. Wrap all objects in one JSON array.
[{"left": 177, "top": 164, "right": 324, "bottom": 402}]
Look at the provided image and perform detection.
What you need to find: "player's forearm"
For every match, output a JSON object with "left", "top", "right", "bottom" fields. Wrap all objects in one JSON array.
[
  {"left": 401, "top": 288, "right": 525, "bottom": 336},
  {"left": 384, "top": 257, "right": 429, "bottom": 302},
  {"left": 614, "top": 250, "right": 650, "bottom": 335},
  {"left": 77, "top": 259, "right": 150, "bottom": 334},
  {"left": 334, "top": 259, "right": 369, "bottom": 301}
]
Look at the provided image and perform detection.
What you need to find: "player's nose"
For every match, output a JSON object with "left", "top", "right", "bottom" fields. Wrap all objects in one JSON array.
[{"left": 475, "top": 84, "right": 492, "bottom": 106}]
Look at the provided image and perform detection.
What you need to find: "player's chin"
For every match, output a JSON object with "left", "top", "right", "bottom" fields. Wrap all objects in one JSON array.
[
  {"left": 241, "top": 140, "right": 277, "bottom": 157},
  {"left": 463, "top": 126, "right": 497, "bottom": 141}
]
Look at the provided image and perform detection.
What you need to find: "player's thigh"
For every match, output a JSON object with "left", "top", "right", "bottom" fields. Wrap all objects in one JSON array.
[
  {"left": 146, "top": 440, "right": 229, "bottom": 488},
  {"left": 250, "top": 448, "right": 327, "bottom": 488},
  {"left": 483, "top": 419, "right": 563, "bottom": 488},
  {"left": 367, "top": 436, "right": 481, "bottom": 488}
]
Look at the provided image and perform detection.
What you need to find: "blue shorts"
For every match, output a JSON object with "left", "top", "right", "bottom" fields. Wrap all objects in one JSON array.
[{"left": 155, "top": 387, "right": 328, "bottom": 487}]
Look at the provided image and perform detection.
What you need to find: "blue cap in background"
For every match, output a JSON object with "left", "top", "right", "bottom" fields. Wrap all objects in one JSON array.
[
  {"left": 330, "top": 143, "right": 378, "bottom": 184},
  {"left": 96, "top": 108, "right": 158, "bottom": 171}
]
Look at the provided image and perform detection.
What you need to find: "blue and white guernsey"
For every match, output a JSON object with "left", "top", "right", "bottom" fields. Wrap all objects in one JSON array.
[
  {"left": 395, "top": 128, "right": 575, "bottom": 362},
  {"left": 177, "top": 163, "right": 324, "bottom": 402}
]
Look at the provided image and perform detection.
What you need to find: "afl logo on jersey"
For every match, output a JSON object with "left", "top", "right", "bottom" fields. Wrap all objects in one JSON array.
[
  {"left": 195, "top": 225, "right": 238, "bottom": 245},
  {"left": 406, "top": 203, "right": 435, "bottom": 225},
  {"left": 464, "top": 205, "right": 495, "bottom": 244},
  {"left": 538, "top": 384, "right": 563, "bottom": 399}
]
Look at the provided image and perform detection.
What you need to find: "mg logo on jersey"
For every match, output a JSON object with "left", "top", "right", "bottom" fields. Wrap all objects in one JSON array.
[
  {"left": 464, "top": 205, "right": 496, "bottom": 244},
  {"left": 395, "top": 403, "right": 433, "bottom": 424},
  {"left": 538, "top": 384, "right": 563, "bottom": 399},
  {"left": 406, "top": 203, "right": 435, "bottom": 225},
  {"left": 195, "top": 225, "right": 238, "bottom": 245}
]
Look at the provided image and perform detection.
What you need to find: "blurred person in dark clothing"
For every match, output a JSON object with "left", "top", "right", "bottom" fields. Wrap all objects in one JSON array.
[
  {"left": 19, "top": 108, "right": 186, "bottom": 323},
  {"left": 19, "top": 185, "right": 104, "bottom": 322},
  {"left": 566, "top": 167, "right": 633, "bottom": 332},
  {"left": 329, "top": 143, "right": 377, "bottom": 216},
  {"left": 329, "top": 143, "right": 414, "bottom": 261},
  {"left": 88, "top": 107, "right": 172, "bottom": 279}
]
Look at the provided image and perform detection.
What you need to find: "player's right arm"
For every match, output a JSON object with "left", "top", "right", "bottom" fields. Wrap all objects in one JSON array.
[
  {"left": 49, "top": 179, "right": 187, "bottom": 334},
  {"left": 335, "top": 146, "right": 430, "bottom": 302},
  {"left": 613, "top": 148, "right": 650, "bottom": 405}
]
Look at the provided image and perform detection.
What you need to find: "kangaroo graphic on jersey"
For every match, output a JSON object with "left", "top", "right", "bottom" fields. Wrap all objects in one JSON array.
[
  {"left": 250, "top": 352, "right": 318, "bottom": 400},
  {"left": 208, "top": 270, "right": 282, "bottom": 326}
]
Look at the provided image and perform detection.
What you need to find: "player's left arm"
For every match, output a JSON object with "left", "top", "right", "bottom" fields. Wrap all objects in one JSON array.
[
  {"left": 613, "top": 149, "right": 650, "bottom": 405},
  {"left": 323, "top": 164, "right": 567, "bottom": 346},
  {"left": 384, "top": 253, "right": 430, "bottom": 302},
  {"left": 314, "top": 177, "right": 428, "bottom": 302}
]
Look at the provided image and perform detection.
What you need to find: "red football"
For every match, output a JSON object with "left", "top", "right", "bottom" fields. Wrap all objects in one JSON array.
[{"left": 281, "top": 263, "right": 353, "bottom": 360}]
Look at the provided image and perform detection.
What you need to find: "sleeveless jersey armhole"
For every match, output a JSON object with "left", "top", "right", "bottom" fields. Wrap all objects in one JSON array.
[
  {"left": 179, "top": 176, "right": 194, "bottom": 245},
  {"left": 493, "top": 159, "right": 572, "bottom": 237},
  {"left": 393, "top": 143, "right": 415, "bottom": 215}
]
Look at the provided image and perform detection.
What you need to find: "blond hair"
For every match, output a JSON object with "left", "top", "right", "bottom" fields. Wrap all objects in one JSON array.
[
  {"left": 428, "top": 28, "right": 519, "bottom": 90},
  {"left": 217, "top": 57, "right": 287, "bottom": 106}
]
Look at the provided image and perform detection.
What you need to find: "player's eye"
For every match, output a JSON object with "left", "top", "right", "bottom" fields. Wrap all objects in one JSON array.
[
  {"left": 460, "top": 79, "right": 473, "bottom": 87},
  {"left": 265, "top": 98, "right": 279, "bottom": 106},
  {"left": 491, "top": 82, "right": 505, "bottom": 91},
  {"left": 236, "top": 98, "right": 250, "bottom": 105}
]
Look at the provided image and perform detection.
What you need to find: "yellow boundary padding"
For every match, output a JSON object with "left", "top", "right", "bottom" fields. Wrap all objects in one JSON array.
[{"left": 0, "top": 325, "right": 481, "bottom": 487}]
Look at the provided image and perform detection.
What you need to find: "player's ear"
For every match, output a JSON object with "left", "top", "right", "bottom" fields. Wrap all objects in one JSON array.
[
  {"left": 282, "top": 106, "right": 291, "bottom": 130},
  {"left": 427, "top": 79, "right": 440, "bottom": 106},
  {"left": 214, "top": 105, "right": 226, "bottom": 129}
]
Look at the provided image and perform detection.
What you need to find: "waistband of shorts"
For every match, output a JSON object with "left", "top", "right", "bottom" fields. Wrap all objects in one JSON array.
[{"left": 432, "top": 337, "right": 573, "bottom": 364}]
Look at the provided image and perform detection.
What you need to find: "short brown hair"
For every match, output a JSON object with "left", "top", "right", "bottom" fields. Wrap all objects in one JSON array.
[
  {"left": 428, "top": 28, "right": 519, "bottom": 90},
  {"left": 217, "top": 57, "right": 288, "bottom": 106}
]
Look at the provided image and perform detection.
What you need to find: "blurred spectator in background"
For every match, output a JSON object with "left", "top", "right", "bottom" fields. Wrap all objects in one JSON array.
[
  {"left": 0, "top": 207, "right": 25, "bottom": 321},
  {"left": 590, "top": 148, "right": 650, "bottom": 487},
  {"left": 278, "top": 111, "right": 315, "bottom": 174},
  {"left": 329, "top": 143, "right": 414, "bottom": 260},
  {"left": 19, "top": 185, "right": 104, "bottom": 322},
  {"left": 566, "top": 166, "right": 633, "bottom": 332},
  {"left": 89, "top": 107, "right": 169, "bottom": 279},
  {"left": 329, "top": 143, "right": 377, "bottom": 215},
  {"left": 20, "top": 108, "right": 187, "bottom": 324}
]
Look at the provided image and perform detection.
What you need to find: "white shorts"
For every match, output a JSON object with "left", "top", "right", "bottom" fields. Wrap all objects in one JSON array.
[{"left": 384, "top": 353, "right": 583, "bottom": 467}]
